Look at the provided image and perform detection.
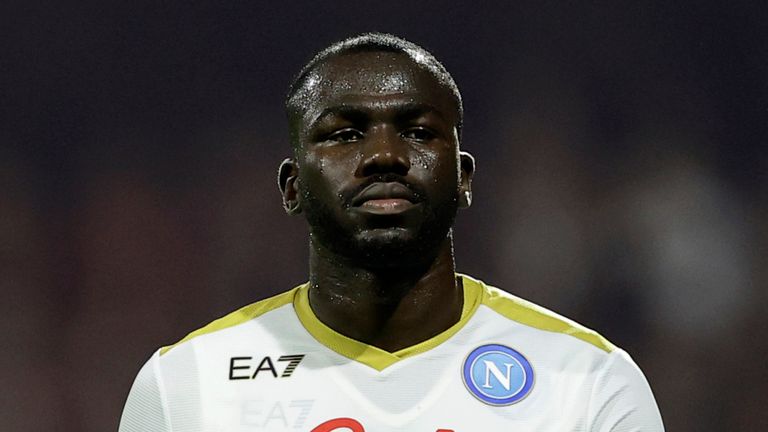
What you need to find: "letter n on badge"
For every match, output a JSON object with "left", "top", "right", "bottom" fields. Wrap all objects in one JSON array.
[{"left": 462, "top": 344, "right": 534, "bottom": 406}]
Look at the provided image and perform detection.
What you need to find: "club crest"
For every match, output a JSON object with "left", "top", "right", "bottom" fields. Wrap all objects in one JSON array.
[{"left": 462, "top": 344, "right": 534, "bottom": 406}]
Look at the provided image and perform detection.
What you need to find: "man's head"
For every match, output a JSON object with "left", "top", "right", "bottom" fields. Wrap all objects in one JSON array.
[{"left": 278, "top": 33, "right": 474, "bottom": 269}]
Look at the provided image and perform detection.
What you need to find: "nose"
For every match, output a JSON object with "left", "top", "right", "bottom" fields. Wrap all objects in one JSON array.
[{"left": 357, "top": 125, "right": 411, "bottom": 177}]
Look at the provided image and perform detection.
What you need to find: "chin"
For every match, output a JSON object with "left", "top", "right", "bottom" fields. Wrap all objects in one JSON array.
[
  {"left": 356, "top": 227, "right": 415, "bottom": 251},
  {"left": 351, "top": 227, "right": 438, "bottom": 269}
]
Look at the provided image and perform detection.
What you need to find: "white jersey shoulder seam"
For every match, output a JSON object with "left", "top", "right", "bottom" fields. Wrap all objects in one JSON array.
[
  {"left": 479, "top": 283, "right": 616, "bottom": 353},
  {"left": 159, "top": 287, "right": 299, "bottom": 356}
]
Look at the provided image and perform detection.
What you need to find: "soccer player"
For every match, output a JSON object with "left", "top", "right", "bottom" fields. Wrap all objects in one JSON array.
[{"left": 119, "top": 33, "right": 664, "bottom": 431}]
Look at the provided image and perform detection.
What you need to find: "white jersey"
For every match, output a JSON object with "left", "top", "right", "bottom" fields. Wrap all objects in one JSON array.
[{"left": 119, "top": 274, "right": 664, "bottom": 432}]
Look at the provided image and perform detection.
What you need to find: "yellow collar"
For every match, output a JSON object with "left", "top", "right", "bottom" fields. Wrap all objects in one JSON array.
[{"left": 293, "top": 274, "right": 483, "bottom": 371}]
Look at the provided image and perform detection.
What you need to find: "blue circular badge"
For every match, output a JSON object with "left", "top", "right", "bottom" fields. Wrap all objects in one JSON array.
[{"left": 462, "top": 344, "right": 534, "bottom": 406}]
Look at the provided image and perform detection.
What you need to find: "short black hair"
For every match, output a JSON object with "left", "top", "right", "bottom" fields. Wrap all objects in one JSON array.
[{"left": 285, "top": 32, "right": 463, "bottom": 145}]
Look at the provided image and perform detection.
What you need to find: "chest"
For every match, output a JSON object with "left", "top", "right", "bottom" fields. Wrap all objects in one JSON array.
[{"left": 190, "top": 347, "right": 593, "bottom": 432}]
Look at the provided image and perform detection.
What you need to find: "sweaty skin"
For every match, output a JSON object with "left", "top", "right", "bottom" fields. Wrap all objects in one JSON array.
[{"left": 280, "top": 51, "right": 474, "bottom": 352}]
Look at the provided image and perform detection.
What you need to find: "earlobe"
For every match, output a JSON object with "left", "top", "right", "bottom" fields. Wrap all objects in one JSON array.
[
  {"left": 277, "top": 158, "right": 302, "bottom": 215},
  {"left": 458, "top": 151, "right": 475, "bottom": 209},
  {"left": 460, "top": 190, "right": 472, "bottom": 208}
]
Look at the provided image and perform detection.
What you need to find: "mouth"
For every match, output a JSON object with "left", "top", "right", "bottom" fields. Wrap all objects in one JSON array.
[
  {"left": 358, "top": 198, "right": 415, "bottom": 214},
  {"left": 351, "top": 182, "right": 421, "bottom": 215}
]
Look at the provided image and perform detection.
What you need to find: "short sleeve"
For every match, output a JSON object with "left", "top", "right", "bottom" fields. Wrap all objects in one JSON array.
[
  {"left": 587, "top": 349, "right": 665, "bottom": 432},
  {"left": 119, "top": 351, "right": 171, "bottom": 432}
]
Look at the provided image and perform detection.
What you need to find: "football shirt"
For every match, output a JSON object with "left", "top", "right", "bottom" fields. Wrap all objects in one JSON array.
[{"left": 119, "top": 274, "right": 664, "bottom": 431}]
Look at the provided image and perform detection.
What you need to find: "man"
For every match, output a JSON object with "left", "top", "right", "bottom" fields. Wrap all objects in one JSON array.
[{"left": 120, "top": 33, "right": 664, "bottom": 431}]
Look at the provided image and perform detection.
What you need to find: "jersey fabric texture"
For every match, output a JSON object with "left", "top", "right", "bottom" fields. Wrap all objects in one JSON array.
[{"left": 119, "top": 274, "right": 664, "bottom": 432}]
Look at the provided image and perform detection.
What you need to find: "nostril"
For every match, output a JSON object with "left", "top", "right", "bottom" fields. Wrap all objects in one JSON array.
[{"left": 359, "top": 149, "right": 410, "bottom": 177}]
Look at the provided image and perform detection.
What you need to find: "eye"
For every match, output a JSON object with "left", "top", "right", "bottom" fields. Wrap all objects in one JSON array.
[
  {"left": 327, "top": 128, "right": 364, "bottom": 143},
  {"left": 401, "top": 127, "right": 436, "bottom": 142}
]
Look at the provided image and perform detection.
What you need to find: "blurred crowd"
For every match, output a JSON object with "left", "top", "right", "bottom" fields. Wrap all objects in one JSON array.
[{"left": 2, "top": 2, "right": 765, "bottom": 431}]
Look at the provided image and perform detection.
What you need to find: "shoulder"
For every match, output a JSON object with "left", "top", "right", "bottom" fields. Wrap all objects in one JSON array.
[
  {"left": 159, "top": 285, "right": 303, "bottom": 356},
  {"left": 587, "top": 347, "right": 665, "bottom": 430},
  {"left": 460, "top": 273, "right": 616, "bottom": 354}
]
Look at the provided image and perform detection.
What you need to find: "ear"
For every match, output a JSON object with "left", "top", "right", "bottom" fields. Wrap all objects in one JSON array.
[
  {"left": 277, "top": 158, "right": 302, "bottom": 215},
  {"left": 458, "top": 151, "right": 475, "bottom": 209}
]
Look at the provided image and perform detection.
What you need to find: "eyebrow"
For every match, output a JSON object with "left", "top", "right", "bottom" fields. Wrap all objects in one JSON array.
[{"left": 307, "top": 102, "right": 447, "bottom": 130}]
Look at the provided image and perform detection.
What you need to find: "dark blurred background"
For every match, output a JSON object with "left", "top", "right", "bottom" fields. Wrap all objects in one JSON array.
[{"left": 2, "top": 1, "right": 766, "bottom": 431}]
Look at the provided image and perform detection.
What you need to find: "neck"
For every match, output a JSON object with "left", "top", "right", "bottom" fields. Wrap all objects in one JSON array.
[{"left": 307, "top": 236, "right": 463, "bottom": 353}]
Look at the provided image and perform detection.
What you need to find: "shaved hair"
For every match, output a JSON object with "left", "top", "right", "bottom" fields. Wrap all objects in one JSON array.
[{"left": 285, "top": 33, "right": 463, "bottom": 145}]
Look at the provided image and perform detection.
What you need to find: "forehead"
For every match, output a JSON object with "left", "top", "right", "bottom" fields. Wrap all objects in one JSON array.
[{"left": 293, "top": 51, "right": 459, "bottom": 126}]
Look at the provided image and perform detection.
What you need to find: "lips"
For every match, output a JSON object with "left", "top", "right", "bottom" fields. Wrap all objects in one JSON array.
[{"left": 352, "top": 182, "right": 418, "bottom": 214}]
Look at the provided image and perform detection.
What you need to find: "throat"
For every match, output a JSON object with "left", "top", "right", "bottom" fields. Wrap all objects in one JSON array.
[{"left": 307, "top": 240, "right": 463, "bottom": 353}]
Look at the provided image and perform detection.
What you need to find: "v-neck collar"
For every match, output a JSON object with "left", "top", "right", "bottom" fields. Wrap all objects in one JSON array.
[{"left": 292, "top": 273, "right": 483, "bottom": 371}]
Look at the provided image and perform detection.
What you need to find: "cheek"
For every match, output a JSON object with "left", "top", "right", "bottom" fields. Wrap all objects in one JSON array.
[
  {"left": 300, "top": 150, "right": 360, "bottom": 198},
  {"left": 411, "top": 150, "right": 439, "bottom": 172},
  {"left": 411, "top": 148, "right": 460, "bottom": 188}
]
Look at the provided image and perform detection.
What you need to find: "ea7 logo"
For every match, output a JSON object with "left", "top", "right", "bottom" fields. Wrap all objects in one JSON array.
[{"left": 228, "top": 355, "right": 305, "bottom": 380}]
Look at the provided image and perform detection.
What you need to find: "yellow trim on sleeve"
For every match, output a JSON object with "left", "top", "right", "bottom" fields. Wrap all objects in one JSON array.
[
  {"left": 159, "top": 288, "right": 298, "bottom": 356},
  {"left": 293, "top": 274, "right": 483, "bottom": 371},
  {"left": 480, "top": 281, "right": 616, "bottom": 353}
]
